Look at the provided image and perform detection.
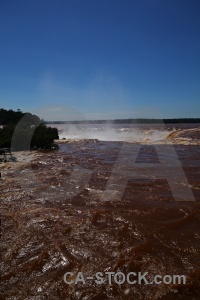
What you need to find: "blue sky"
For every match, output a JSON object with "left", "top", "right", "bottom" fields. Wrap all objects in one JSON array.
[{"left": 0, "top": 0, "right": 200, "bottom": 120}]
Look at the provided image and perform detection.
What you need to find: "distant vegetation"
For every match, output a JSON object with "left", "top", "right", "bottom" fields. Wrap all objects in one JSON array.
[
  {"left": 0, "top": 109, "right": 59, "bottom": 150},
  {"left": 46, "top": 118, "right": 200, "bottom": 124},
  {"left": 0, "top": 108, "right": 24, "bottom": 124}
]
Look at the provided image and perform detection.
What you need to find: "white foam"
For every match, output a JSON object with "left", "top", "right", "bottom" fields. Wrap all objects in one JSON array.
[{"left": 52, "top": 124, "right": 171, "bottom": 143}]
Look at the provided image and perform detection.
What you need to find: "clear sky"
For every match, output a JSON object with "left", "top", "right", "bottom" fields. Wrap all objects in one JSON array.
[{"left": 0, "top": 0, "right": 200, "bottom": 121}]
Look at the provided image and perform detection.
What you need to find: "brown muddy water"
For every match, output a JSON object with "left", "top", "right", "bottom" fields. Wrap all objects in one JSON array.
[{"left": 1, "top": 125, "right": 200, "bottom": 299}]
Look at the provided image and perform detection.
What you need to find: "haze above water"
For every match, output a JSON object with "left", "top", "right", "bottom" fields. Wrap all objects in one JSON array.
[{"left": 51, "top": 123, "right": 200, "bottom": 144}]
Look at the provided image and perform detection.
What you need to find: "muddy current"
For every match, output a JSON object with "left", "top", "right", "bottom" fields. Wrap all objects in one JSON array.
[{"left": 1, "top": 125, "right": 200, "bottom": 299}]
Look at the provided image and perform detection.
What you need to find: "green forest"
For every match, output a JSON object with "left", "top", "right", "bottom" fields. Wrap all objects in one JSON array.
[
  {"left": 46, "top": 118, "right": 200, "bottom": 124},
  {"left": 0, "top": 109, "right": 59, "bottom": 150}
]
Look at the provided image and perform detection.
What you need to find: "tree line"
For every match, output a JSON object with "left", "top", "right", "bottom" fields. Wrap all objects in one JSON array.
[
  {"left": 0, "top": 109, "right": 59, "bottom": 150},
  {"left": 46, "top": 118, "right": 200, "bottom": 124}
]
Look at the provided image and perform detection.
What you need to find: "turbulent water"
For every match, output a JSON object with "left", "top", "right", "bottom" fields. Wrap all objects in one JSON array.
[
  {"left": 1, "top": 124, "right": 200, "bottom": 299},
  {"left": 54, "top": 123, "right": 200, "bottom": 145}
]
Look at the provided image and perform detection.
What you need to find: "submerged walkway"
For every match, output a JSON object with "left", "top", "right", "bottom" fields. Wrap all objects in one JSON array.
[{"left": 0, "top": 148, "right": 16, "bottom": 162}]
